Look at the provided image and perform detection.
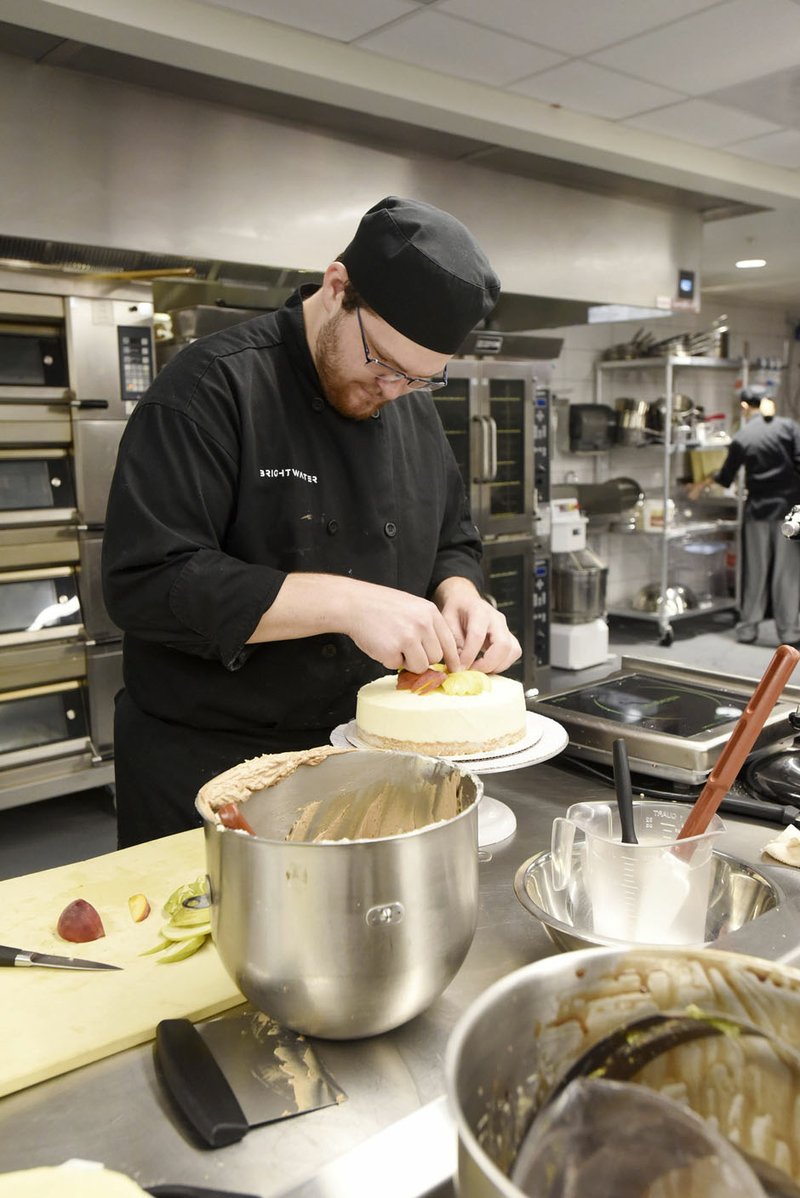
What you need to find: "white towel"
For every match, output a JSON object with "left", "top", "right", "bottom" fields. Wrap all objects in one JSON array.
[{"left": 763, "top": 824, "right": 800, "bottom": 867}]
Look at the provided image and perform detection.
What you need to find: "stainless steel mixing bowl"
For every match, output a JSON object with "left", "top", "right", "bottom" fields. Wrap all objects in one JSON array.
[
  {"left": 513, "top": 847, "right": 783, "bottom": 951},
  {"left": 632, "top": 582, "right": 698, "bottom": 614},
  {"left": 199, "top": 750, "right": 483, "bottom": 1039},
  {"left": 445, "top": 947, "right": 800, "bottom": 1198}
]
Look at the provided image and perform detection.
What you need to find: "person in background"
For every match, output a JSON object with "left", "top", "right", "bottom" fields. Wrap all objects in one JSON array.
[
  {"left": 102, "top": 196, "right": 521, "bottom": 847},
  {"left": 687, "top": 385, "right": 800, "bottom": 647}
]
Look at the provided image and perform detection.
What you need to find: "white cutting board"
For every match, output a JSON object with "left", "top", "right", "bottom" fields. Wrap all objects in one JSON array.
[{"left": 0, "top": 828, "right": 243, "bottom": 1098}]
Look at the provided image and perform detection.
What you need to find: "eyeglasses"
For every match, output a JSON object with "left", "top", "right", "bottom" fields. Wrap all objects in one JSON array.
[{"left": 355, "top": 306, "right": 448, "bottom": 392}]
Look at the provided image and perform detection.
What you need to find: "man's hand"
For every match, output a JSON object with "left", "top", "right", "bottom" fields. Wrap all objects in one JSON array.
[
  {"left": 340, "top": 582, "right": 462, "bottom": 675},
  {"left": 686, "top": 474, "right": 715, "bottom": 502},
  {"left": 433, "top": 576, "right": 522, "bottom": 674},
  {"left": 247, "top": 574, "right": 462, "bottom": 674}
]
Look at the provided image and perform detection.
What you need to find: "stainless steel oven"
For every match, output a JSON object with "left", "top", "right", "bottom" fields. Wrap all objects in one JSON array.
[
  {"left": 0, "top": 448, "right": 77, "bottom": 525},
  {"left": 0, "top": 323, "right": 68, "bottom": 389},
  {"left": 0, "top": 566, "right": 82, "bottom": 648},
  {"left": 433, "top": 362, "right": 537, "bottom": 538},
  {"left": 0, "top": 272, "right": 153, "bottom": 808},
  {"left": 0, "top": 680, "right": 91, "bottom": 772},
  {"left": 480, "top": 537, "right": 550, "bottom": 694},
  {"left": 433, "top": 362, "right": 553, "bottom": 694}
]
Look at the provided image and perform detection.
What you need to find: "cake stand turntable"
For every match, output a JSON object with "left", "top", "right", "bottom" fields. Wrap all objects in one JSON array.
[{"left": 330, "top": 712, "right": 569, "bottom": 849}]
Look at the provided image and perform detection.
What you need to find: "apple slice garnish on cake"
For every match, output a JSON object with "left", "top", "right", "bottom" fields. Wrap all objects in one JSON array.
[{"left": 397, "top": 665, "right": 488, "bottom": 696}]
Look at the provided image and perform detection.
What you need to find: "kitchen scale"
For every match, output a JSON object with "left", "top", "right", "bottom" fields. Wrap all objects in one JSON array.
[{"left": 529, "top": 657, "right": 800, "bottom": 785}]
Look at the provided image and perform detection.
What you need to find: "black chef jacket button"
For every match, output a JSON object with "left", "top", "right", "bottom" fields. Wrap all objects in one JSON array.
[
  {"left": 311, "top": 397, "right": 325, "bottom": 412},
  {"left": 321, "top": 643, "right": 337, "bottom": 658},
  {"left": 384, "top": 521, "right": 397, "bottom": 538},
  {"left": 371, "top": 410, "right": 381, "bottom": 419},
  {"left": 327, "top": 519, "right": 338, "bottom": 535}
]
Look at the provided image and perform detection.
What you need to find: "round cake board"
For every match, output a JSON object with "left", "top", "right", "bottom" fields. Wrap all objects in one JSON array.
[{"left": 330, "top": 714, "right": 568, "bottom": 775}]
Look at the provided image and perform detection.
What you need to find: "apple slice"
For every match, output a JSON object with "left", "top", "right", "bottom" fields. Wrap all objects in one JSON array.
[
  {"left": 128, "top": 893, "right": 151, "bottom": 923},
  {"left": 56, "top": 898, "right": 105, "bottom": 943}
]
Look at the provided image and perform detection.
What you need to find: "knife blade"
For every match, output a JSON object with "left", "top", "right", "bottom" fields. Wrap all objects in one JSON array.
[{"left": 0, "top": 943, "right": 122, "bottom": 971}]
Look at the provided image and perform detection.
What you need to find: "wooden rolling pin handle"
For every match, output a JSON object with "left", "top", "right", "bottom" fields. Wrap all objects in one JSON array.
[
  {"left": 677, "top": 643, "right": 800, "bottom": 841},
  {"left": 215, "top": 802, "right": 256, "bottom": 836}
]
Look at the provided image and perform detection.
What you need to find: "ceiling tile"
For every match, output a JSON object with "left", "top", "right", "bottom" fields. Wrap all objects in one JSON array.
[
  {"left": 193, "top": 0, "right": 419, "bottom": 42},
  {"left": 510, "top": 61, "right": 684, "bottom": 119},
  {"left": 724, "top": 128, "right": 800, "bottom": 167},
  {"left": 438, "top": 0, "right": 720, "bottom": 57},
  {"left": 623, "top": 99, "right": 782, "bottom": 146},
  {"left": 709, "top": 65, "right": 800, "bottom": 130},
  {"left": 589, "top": 0, "right": 800, "bottom": 95},
  {"left": 355, "top": 10, "right": 565, "bottom": 86}
]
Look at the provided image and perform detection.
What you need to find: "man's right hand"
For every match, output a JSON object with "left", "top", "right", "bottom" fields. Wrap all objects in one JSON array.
[{"left": 247, "top": 574, "right": 462, "bottom": 674}]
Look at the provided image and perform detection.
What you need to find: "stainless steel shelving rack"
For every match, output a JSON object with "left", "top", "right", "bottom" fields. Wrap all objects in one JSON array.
[{"left": 595, "top": 355, "right": 747, "bottom": 645}]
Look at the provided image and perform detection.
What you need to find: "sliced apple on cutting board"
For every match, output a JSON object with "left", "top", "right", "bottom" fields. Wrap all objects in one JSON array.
[{"left": 0, "top": 828, "right": 243, "bottom": 1099}]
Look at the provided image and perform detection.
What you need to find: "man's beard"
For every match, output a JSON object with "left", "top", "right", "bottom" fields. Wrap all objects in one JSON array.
[{"left": 315, "top": 310, "right": 385, "bottom": 421}]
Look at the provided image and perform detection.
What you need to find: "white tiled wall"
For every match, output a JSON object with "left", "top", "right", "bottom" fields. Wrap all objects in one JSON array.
[{"left": 541, "top": 299, "right": 800, "bottom": 610}]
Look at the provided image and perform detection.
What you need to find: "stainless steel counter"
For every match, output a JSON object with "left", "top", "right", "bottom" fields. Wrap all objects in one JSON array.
[{"left": 3, "top": 760, "right": 800, "bottom": 1196}]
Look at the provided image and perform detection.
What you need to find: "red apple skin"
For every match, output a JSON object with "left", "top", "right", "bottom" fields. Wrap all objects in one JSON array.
[{"left": 56, "top": 898, "right": 105, "bottom": 943}]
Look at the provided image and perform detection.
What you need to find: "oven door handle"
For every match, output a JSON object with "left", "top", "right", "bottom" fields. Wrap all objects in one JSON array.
[
  {"left": 471, "top": 415, "right": 492, "bottom": 483},
  {"left": 486, "top": 416, "right": 498, "bottom": 480},
  {"left": 71, "top": 399, "right": 109, "bottom": 410}
]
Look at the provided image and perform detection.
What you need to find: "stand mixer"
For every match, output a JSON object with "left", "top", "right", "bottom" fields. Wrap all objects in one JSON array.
[{"left": 549, "top": 498, "right": 609, "bottom": 670}]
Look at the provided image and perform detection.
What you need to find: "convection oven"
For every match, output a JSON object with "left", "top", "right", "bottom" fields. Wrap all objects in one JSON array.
[
  {"left": 0, "top": 271, "right": 153, "bottom": 810},
  {"left": 433, "top": 361, "right": 552, "bottom": 694},
  {"left": 0, "top": 566, "right": 82, "bottom": 647},
  {"left": 0, "top": 681, "right": 91, "bottom": 773}
]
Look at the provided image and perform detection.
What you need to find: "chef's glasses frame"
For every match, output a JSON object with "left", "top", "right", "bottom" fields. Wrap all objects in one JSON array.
[{"left": 355, "top": 306, "right": 448, "bottom": 392}]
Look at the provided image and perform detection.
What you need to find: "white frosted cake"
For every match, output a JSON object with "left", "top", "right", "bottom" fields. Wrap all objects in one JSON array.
[{"left": 355, "top": 671, "right": 528, "bottom": 756}]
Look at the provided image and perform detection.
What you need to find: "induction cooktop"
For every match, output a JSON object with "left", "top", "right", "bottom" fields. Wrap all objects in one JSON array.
[{"left": 530, "top": 657, "right": 800, "bottom": 783}]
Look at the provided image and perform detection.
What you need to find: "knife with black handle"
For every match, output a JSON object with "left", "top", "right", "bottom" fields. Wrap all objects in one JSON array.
[{"left": 0, "top": 943, "right": 122, "bottom": 971}]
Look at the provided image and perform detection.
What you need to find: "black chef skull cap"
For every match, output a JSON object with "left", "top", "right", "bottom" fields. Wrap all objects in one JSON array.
[
  {"left": 741, "top": 384, "right": 769, "bottom": 406},
  {"left": 339, "top": 196, "right": 501, "bottom": 354}
]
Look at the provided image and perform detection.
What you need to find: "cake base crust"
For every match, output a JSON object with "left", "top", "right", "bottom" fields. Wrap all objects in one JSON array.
[{"left": 357, "top": 726, "right": 525, "bottom": 757}]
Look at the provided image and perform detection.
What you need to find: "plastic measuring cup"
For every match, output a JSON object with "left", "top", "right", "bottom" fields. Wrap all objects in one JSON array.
[{"left": 551, "top": 800, "right": 725, "bottom": 945}]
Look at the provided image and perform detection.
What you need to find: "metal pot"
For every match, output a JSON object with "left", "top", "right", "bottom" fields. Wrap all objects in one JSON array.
[
  {"left": 198, "top": 749, "right": 482, "bottom": 1039},
  {"left": 646, "top": 393, "right": 702, "bottom": 434},
  {"left": 614, "top": 397, "right": 649, "bottom": 445},
  {"left": 445, "top": 947, "right": 800, "bottom": 1197}
]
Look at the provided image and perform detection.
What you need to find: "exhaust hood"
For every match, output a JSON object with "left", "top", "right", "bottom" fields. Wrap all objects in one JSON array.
[{"left": 0, "top": 233, "right": 679, "bottom": 339}]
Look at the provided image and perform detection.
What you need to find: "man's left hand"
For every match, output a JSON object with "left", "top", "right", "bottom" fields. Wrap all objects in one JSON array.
[{"left": 433, "top": 577, "right": 522, "bottom": 674}]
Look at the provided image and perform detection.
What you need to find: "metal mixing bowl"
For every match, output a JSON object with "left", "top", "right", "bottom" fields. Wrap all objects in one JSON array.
[
  {"left": 445, "top": 947, "right": 800, "bottom": 1198},
  {"left": 513, "top": 848, "right": 783, "bottom": 951},
  {"left": 199, "top": 750, "right": 483, "bottom": 1039},
  {"left": 632, "top": 582, "right": 698, "bottom": 614}
]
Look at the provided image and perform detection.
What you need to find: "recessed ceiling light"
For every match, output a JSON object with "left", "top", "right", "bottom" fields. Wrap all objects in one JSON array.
[{"left": 735, "top": 258, "right": 766, "bottom": 269}]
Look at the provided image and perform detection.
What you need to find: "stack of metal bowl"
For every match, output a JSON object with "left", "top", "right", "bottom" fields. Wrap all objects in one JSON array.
[{"left": 513, "top": 846, "right": 782, "bottom": 952}]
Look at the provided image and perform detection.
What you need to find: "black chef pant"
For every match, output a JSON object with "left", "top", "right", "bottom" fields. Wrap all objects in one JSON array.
[{"left": 113, "top": 688, "right": 333, "bottom": 848}]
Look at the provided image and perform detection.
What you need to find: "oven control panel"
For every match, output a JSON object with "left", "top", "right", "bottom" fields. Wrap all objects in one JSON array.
[
  {"left": 532, "top": 554, "right": 550, "bottom": 674},
  {"left": 118, "top": 325, "right": 154, "bottom": 402}
]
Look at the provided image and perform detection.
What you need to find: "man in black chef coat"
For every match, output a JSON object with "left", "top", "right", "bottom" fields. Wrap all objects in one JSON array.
[
  {"left": 102, "top": 196, "right": 521, "bottom": 846},
  {"left": 688, "top": 386, "right": 800, "bottom": 647}
]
